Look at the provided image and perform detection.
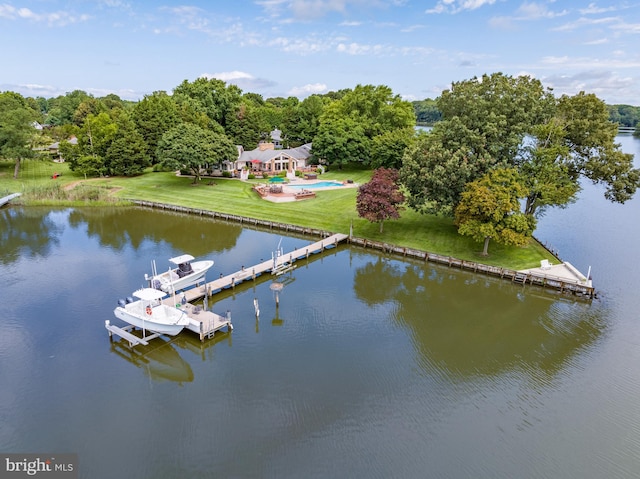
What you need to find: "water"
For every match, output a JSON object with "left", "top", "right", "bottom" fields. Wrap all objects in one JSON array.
[
  {"left": 1, "top": 135, "right": 639, "bottom": 478},
  {"left": 287, "top": 181, "right": 344, "bottom": 189}
]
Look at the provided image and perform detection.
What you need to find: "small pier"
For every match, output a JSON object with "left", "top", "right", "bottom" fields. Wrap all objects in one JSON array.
[
  {"left": 173, "top": 233, "right": 348, "bottom": 304},
  {"left": 0, "top": 193, "right": 20, "bottom": 208},
  {"left": 181, "top": 303, "right": 233, "bottom": 341},
  {"left": 107, "top": 233, "right": 347, "bottom": 347}
]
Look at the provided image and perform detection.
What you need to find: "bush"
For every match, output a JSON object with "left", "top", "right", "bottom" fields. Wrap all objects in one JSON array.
[
  {"left": 248, "top": 174, "right": 256, "bottom": 180},
  {"left": 222, "top": 171, "right": 232, "bottom": 178}
]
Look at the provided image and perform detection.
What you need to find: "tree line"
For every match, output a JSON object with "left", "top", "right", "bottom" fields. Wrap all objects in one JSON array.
[{"left": 2, "top": 72, "right": 639, "bottom": 255}]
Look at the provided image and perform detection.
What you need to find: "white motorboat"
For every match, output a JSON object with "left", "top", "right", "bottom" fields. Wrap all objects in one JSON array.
[
  {"left": 145, "top": 254, "right": 214, "bottom": 293},
  {"left": 114, "top": 288, "right": 190, "bottom": 336}
]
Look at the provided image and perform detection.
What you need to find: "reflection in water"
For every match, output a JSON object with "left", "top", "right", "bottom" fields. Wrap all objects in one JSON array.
[
  {"left": 353, "top": 256, "right": 605, "bottom": 381},
  {"left": 0, "top": 207, "right": 65, "bottom": 265},
  {"left": 109, "top": 337, "right": 194, "bottom": 384},
  {"left": 68, "top": 207, "right": 243, "bottom": 255}
]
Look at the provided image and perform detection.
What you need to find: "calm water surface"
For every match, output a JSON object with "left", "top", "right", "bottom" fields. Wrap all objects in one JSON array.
[{"left": 1, "top": 135, "right": 639, "bottom": 478}]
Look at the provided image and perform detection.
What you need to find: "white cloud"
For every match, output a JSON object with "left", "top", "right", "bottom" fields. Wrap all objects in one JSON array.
[
  {"left": 0, "top": 4, "right": 90, "bottom": 26},
  {"left": 426, "top": 0, "right": 496, "bottom": 15},
  {"left": 287, "top": 83, "right": 328, "bottom": 97},
  {"left": 201, "top": 71, "right": 278, "bottom": 92},
  {"left": 336, "top": 42, "right": 389, "bottom": 55},
  {"left": 579, "top": 2, "right": 617, "bottom": 15}
]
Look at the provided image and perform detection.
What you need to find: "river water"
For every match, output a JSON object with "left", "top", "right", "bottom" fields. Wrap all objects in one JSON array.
[{"left": 1, "top": 134, "right": 639, "bottom": 478}]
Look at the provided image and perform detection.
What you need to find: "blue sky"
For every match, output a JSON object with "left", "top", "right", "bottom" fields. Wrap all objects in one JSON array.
[{"left": 1, "top": 1, "right": 639, "bottom": 105}]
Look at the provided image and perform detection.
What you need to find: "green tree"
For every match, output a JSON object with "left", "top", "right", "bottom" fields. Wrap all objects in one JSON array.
[
  {"left": 173, "top": 77, "right": 243, "bottom": 129},
  {"left": 0, "top": 91, "right": 39, "bottom": 178},
  {"left": 104, "top": 113, "right": 149, "bottom": 176},
  {"left": 402, "top": 73, "right": 639, "bottom": 218},
  {"left": 313, "top": 85, "right": 414, "bottom": 167},
  {"left": 73, "top": 154, "right": 106, "bottom": 177},
  {"left": 312, "top": 117, "right": 367, "bottom": 167},
  {"left": 370, "top": 127, "right": 415, "bottom": 169},
  {"left": 157, "top": 123, "right": 237, "bottom": 183},
  {"left": 225, "top": 99, "right": 267, "bottom": 149},
  {"left": 455, "top": 168, "right": 535, "bottom": 256},
  {"left": 131, "top": 91, "right": 181, "bottom": 163},
  {"left": 437, "top": 73, "right": 555, "bottom": 165},
  {"left": 400, "top": 120, "right": 498, "bottom": 216},
  {"left": 46, "top": 90, "right": 92, "bottom": 126},
  {"left": 356, "top": 167, "right": 405, "bottom": 233}
]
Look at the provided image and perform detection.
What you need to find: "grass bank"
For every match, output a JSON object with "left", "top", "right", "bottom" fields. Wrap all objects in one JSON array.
[{"left": 0, "top": 159, "right": 554, "bottom": 269}]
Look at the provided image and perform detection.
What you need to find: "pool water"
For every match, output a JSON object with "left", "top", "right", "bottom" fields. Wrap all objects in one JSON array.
[{"left": 288, "top": 181, "right": 343, "bottom": 189}]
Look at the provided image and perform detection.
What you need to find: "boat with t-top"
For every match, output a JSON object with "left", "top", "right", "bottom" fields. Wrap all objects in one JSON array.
[{"left": 145, "top": 254, "right": 214, "bottom": 293}]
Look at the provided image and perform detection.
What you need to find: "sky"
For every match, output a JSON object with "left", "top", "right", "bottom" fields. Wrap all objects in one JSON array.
[{"left": 1, "top": 0, "right": 640, "bottom": 105}]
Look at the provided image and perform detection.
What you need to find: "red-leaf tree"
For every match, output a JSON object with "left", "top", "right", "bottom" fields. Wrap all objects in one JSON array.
[{"left": 356, "top": 167, "right": 405, "bottom": 233}]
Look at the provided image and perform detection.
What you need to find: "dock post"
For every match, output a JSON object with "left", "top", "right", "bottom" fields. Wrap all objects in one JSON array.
[{"left": 254, "top": 298, "right": 260, "bottom": 318}]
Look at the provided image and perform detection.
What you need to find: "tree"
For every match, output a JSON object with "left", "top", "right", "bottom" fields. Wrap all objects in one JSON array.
[
  {"left": 454, "top": 168, "right": 535, "bottom": 256},
  {"left": 401, "top": 73, "right": 639, "bottom": 219},
  {"left": 104, "top": 113, "right": 149, "bottom": 176},
  {"left": 400, "top": 121, "right": 498, "bottom": 216},
  {"left": 157, "top": 123, "right": 237, "bottom": 183},
  {"left": 312, "top": 116, "right": 368, "bottom": 167},
  {"left": 172, "top": 77, "right": 243, "bottom": 129},
  {"left": 0, "top": 92, "right": 40, "bottom": 178},
  {"left": 370, "top": 127, "right": 415, "bottom": 170},
  {"left": 356, "top": 168, "right": 405, "bottom": 233},
  {"left": 313, "top": 84, "right": 415, "bottom": 167},
  {"left": 131, "top": 91, "right": 180, "bottom": 163},
  {"left": 224, "top": 99, "right": 268, "bottom": 149}
]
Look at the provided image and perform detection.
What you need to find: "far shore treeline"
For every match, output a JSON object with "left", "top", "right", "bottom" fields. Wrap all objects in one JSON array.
[{"left": 1, "top": 72, "right": 639, "bottom": 260}]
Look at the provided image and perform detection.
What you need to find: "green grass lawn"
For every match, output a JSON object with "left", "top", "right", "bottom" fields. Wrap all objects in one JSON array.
[{"left": 0, "top": 158, "right": 555, "bottom": 269}]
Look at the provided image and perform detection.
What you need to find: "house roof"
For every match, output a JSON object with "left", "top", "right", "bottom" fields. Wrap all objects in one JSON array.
[{"left": 238, "top": 143, "right": 312, "bottom": 164}]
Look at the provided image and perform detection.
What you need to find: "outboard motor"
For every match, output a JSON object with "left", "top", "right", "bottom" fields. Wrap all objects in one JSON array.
[
  {"left": 117, "top": 299, "right": 126, "bottom": 307},
  {"left": 126, "top": 296, "right": 134, "bottom": 304}
]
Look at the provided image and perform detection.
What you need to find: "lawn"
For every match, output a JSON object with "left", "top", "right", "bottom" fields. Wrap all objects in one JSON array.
[{"left": 0, "top": 158, "right": 554, "bottom": 269}]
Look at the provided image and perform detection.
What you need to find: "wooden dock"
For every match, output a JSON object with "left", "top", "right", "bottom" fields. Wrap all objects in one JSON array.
[
  {"left": 171, "top": 233, "right": 348, "bottom": 304},
  {"left": 181, "top": 303, "right": 233, "bottom": 341},
  {"left": 347, "top": 237, "right": 595, "bottom": 299},
  {"left": 107, "top": 233, "right": 347, "bottom": 347}
]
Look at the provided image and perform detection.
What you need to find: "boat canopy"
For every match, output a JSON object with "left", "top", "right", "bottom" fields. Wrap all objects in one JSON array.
[
  {"left": 169, "top": 254, "right": 195, "bottom": 265},
  {"left": 132, "top": 288, "right": 167, "bottom": 301}
]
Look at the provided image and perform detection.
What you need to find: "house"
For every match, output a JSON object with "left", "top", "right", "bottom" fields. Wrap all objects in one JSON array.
[
  {"left": 222, "top": 129, "right": 312, "bottom": 175},
  {"left": 48, "top": 136, "right": 78, "bottom": 162}
]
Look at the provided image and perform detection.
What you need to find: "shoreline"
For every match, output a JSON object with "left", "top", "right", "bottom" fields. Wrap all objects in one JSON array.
[{"left": 129, "top": 199, "right": 595, "bottom": 300}]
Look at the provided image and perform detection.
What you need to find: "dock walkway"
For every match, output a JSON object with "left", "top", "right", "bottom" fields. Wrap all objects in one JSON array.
[
  {"left": 0, "top": 193, "right": 20, "bottom": 207},
  {"left": 173, "top": 233, "right": 348, "bottom": 304}
]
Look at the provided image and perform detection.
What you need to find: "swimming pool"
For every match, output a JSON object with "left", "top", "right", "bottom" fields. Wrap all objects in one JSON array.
[{"left": 287, "top": 181, "right": 344, "bottom": 190}]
